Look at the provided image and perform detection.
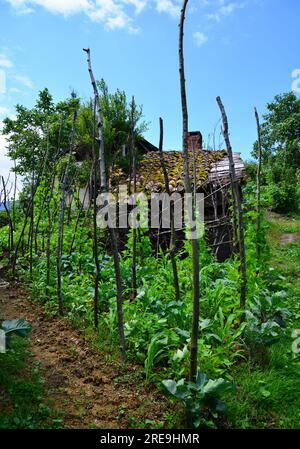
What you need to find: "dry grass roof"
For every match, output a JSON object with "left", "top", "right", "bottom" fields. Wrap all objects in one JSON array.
[{"left": 111, "top": 149, "right": 227, "bottom": 193}]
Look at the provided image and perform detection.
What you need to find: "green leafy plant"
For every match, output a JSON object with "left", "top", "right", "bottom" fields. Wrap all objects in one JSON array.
[
  {"left": 0, "top": 319, "right": 32, "bottom": 349},
  {"left": 245, "top": 290, "right": 290, "bottom": 351},
  {"left": 162, "top": 371, "right": 235, "bottom": 428}
]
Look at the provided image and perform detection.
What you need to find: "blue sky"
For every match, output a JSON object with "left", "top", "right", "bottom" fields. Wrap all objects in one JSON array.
[{"left": 0, "top": 0, "right": 299, "bottom": 182}]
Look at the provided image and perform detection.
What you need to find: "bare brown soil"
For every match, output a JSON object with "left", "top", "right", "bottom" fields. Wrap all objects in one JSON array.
[{"left": 0, "top": 280, "right": 173, "bottom": 429}]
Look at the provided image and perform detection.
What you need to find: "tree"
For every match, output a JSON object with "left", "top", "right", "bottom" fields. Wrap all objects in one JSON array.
[
  {"left": 253, "top": 92, "right": 300, "bottom": 212},
  {"left": 97, "top": 79, "right": 148, "bottom": 176}
]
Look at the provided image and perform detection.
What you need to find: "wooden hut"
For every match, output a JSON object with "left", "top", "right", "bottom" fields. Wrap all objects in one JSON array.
[{"left": 109, "top": 132, "right": 245, "bottom": 261}]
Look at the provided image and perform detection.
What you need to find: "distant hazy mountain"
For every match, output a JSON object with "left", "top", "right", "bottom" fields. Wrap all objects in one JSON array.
[{"left": 0, "top": 201, "right": 10, "bottom": 211}]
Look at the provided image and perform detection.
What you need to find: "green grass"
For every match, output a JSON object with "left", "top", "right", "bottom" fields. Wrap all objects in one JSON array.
[
  {"left": 268, "top": 212, "right": 300, "bottom": 234},
  {"left": 226, "top": 212, "right": 300, "bottom": 429},
  {"left": 0, "top": 336, "right": 60, "bottom": 429},
  {"left": 227, "top": 341, "right": 300, "bottom": 428}
]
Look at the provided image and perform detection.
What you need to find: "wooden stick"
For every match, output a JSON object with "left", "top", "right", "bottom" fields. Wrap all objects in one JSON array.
[
  {"left": 130, "top": 96, "right": 137, "bottom": 300},
  {"left": 1, "top": 176, "right": 14, "bottom": 260},
  {"left": 83, "top": 48, "right": 126, "bottom": 361},
  {"left": 216, "top": 96, "right": 247, "bottom": 311},
  {"left": 57, "top": 108, "right": 78, "bottom": 315},
  {"left": 158, "top": 117, "right": 180, "bottom": 301},
  {"left": 254, "top": 107, "right": 262, "bottom": 260},
  {"left": 179, "top": 0, "right": 200, "bottom": 385}
]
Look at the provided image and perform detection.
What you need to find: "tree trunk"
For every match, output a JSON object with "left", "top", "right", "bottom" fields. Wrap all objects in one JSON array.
[{"left": 216, "top": 96, "right": 247, "bottom": 311}]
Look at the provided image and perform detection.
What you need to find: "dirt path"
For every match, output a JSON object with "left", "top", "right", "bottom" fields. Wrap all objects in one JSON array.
[
  {"left": 0, "top": 281, "right": 170, "bottom": 429},
  {"left": 279, "top": 233, "right": 300, "bottom": 245}
]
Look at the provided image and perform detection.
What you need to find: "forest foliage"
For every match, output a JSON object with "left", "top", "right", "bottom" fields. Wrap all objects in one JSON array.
[{"left": 251, "top": 92, "right": 300, "bottom": 213}]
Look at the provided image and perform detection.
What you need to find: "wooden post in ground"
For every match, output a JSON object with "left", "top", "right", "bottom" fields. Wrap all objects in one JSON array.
[
  {"left": 254, "top": 107, "right": 262, "bottom": 260},
  {"left": 179, "top": 0, "right": 200, "bottom": 384},
  {"left": 83, "top": 48, "right": 126, "bottom": 361},
  {"left": 216, "top": 96, "right": 247, "bottom": 311}
]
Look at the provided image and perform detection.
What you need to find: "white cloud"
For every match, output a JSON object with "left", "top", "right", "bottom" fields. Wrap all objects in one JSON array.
[
  {"left": 0, "top": 132, "right": 11, "bottom": 181},
  {"left": 86, "top": 0, "right": 132, "bottom": 30},
  {"left": 5, "top": 0, "right": 188, "bottom": 31},
  {"left": 0, "top": 123, "right": 22, "bottom": 192},
  {"left": 121, "top": 0, "right": 147, "bottom": 14},
  {"left": 9, "top": 87, "right": 21, "bottom": 93},
  {"left": 193, "top": 31, "right": 208, "bottom": 47},
  {"left": 0, "top": 70, "right": 6, "bottom": 95},
  {"left": 220, "top": 2, "right": 244, "bottom": 16},
  {"left": 0, "top": 54, "right": 13, "bottom": 69},
  {"left": 155, "top": 0, "right": 180, "bottom": 18},
  {"left": 0, "top": 107, "right": 10, "bottom": 115},
  {"left": 206, "top": 1, "right": 245, "bottom": 21},
  {"left": 128, "top": 25, "right": 140, "bottom": 34},
  {"left": 6, "top": 0, "right": 136, "bottom": 31},
  {"left": 13, "top": 74, "right": 33, "bottom": 88},
  {"left": 106, "top": 13, "right": 127, "bottom": 29},
  {"left": 7, "top": 0, "right": 92, "bottom": 16},
  {"left": 4, "top": 0, "right": 244, "bottom": 38}
]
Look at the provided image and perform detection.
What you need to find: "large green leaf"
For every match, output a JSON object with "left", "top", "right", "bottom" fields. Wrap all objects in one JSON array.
[
  {"left": 202, "top": 378, "right": 234, "bottom": 396},
  {"left": 196, "top": 371, "right": 209, "bottom": 388},
  {"left": 1, "top": 319, "right": 32, "bottom": 337},
  {"left": 162, "top": 379, "right": 177, "bottom": 396}
]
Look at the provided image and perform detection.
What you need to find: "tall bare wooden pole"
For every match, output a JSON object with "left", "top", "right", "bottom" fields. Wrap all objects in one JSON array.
[
  {"left": 12, "top": 146, "right": 48, "bottom": 276},
  {"left": 158, "top": 117, "right": 180, "bottom": 301},
  {"left": 1, "top": 176, "right": 13, "bottom": 260},
  {"left": 68, "top": 166, "right": 93, "bottom": 256},
  {"left": 57, "top": 109, "right": 78, "bottom": 316},
  {"left": 12, "top": 162, "right": 17, "bottom": 232},
  {"left": 130, "top": 96, "right": 137, "bottom": 300},
  {"left": 254, "top": 107, "right": 262, "bottom": 260},
  {"left": 91, "top": 98, "right": 100, "bottom": 327},
  {"left": 83, "top": 48, "right": 125, "bottom": 361},
  {"left": 216, "top": 96, "right": 247, "bottom": 310},
  {"left": 46, "top": 119, "right": 64, "bottom": 295},
  {"left": 179, "top": 0, "right": 200, "bottom": 384},
  {"left": 28, "top": 147, "right": 35, "bottom": 280},
  {"left": 83, "top": 49, "right": 106, "bottom": 192}
]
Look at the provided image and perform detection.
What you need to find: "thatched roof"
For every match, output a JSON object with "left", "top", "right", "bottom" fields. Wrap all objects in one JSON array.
[
  {"left": 208, "top": 152, "right": 244, "bottom": 184},
  {"left": 110, "top": 149, "right": 245, "bottom": 194}
]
